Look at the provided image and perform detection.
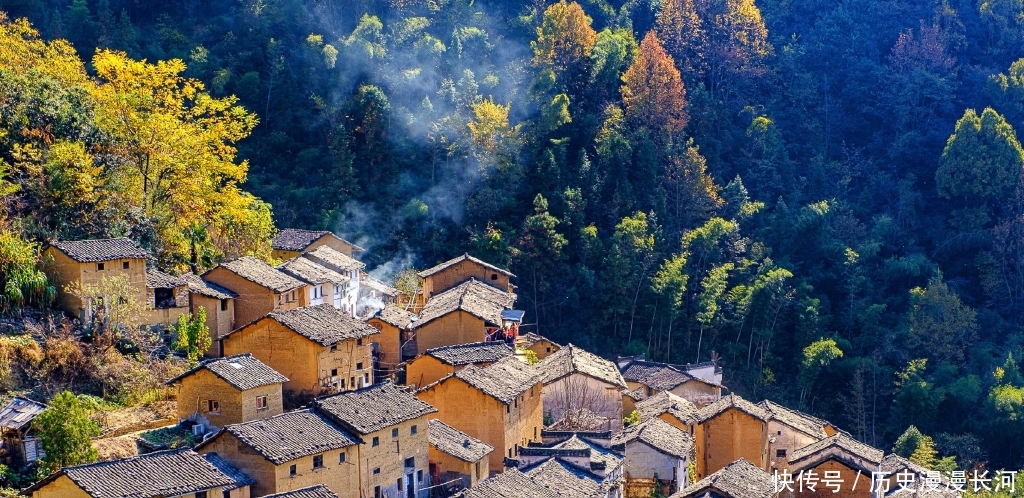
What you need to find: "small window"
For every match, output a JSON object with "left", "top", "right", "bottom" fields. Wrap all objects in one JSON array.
[
  {"left": 364, "top": 373, "right": 369, "bottom": 384},
  {"left": 220, "top": 299, "right": 228, "bottom": 311},
  {"left": 776, "top": 449, "right": 787, "bottom": 458},
  {"left": 357, "top": 338, "right": 363, "bottom": 346},
  {"left": 373, "top": 467, "right": 381, "bottom": 475},
  {"left": 392, "top": 428, "right": 399, "bottom": 438},
  {"left": 207, "top": 400, "right": 219, "bottom": 413},
  {"left": 350, "top": 376, "right": 356, "bottom": 387},
  {"left": 491, "top": 273, "right": 498, "bottom": 280},
  {"left": 313, "top": 454, "right": 324, "bottom": 469},
  {"left": 777, "top": 430, "right": 782, "bottom": 436},
  {"left": 223, "top": 490, "right": 230, "bottom": 498},
  {"left": 546, "top": 347, "right": 551, "bottom": 353},
  {"left": 372, "top": 437, "right": 379, "bottom": 447},
  {"left": 397, "top": 478, "right": 404, "bottom": 491},
  {"left": 411, "top": 425, "right": 417, "bottom": 435},
  {"left": 340, "top": 452, "right": 346, "bottom": 463},
  {"left": 97, "top": 263, "right": 105, "bottom": 271},
  {"left": 405, "top": 457, "right": 415, "bottom": 468},
  {"left": 331, "top": 368, "right": 338, "bottom": 377},
  {"left": 357, "top": 362, "right": 363, "bottom": 370},
  {"left": 418, "top": 469, "right": 423, "bottom": 482},
  {"left": 506, "top": 405, "right": 510, "bottom": 414},
  {"left": 196, "top": 492, "right": 207, "bottom": 498},
  {"left": 331, "top": 344, "right": 337, "bottom": 352},
  {"left": 289, "top": 464, "right": 297, "bottom": 476},
  {"left": 122, "top": 261, "right": 130, "bottom": 269},
  {"left": 256, "top": 396, "right": 268, "bottom": 410}
]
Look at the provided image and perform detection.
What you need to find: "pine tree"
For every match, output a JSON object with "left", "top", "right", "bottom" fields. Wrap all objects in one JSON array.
[{"left": 621, "top": 32, "right": 689, "bottom": 138}]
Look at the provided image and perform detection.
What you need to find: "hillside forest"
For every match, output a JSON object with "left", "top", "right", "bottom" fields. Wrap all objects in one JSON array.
[{"left": 3, "top": 0, "right": 1024, "bottom": 474}]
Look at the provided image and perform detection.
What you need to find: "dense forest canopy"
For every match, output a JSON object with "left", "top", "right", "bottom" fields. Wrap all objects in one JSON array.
[{"left": 3, "top": 0, "right": 1024, "bottom": 470}]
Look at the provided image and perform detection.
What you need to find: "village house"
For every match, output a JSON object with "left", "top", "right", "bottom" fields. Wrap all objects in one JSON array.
[
  {"left": 455, "top": 468, "right": 561, "bottom": 498},
  {"left": 786, "top": 433, "right": 883, "bottom": 498},
  {"left": 612, "top": 418, "right": 694, "bottom": 494},
  {"left": 196, "top": 409, "right": 360, "bottom": 497},
  {"left": 410, "top": 279, "right": 517, "bottom": 355},
  {"left": 366, "top": 304, "right": 418, "bottom": 377},
  {"left": 0, "top": 397, "right": 45, "bottom": 467},
  {"left": 416, "top": 253, "right": 515, "bottom": 311},
  {"left": 359, "top": 272, "right": 400, "bottom": 317},
  {"left": 537, "top": 345, "right": 627, "bottom": 432},
  {"left": 272, "top": 229, "right": 364, "bottom": 260},
  {"left": 21, "top": 448, "right": 254, "bottom": 498},
  {"left": 302, "top": 246, "right": 365, "bottom": 316},
  {"left": 183, "top": 273, "right": 238, "bottom": 357},
  {"left": 202, "top": 256, "right": 308, "bottom": 327},
  {"left": 416, "top": 356, "right": 544, "bottom": 474},
  {"left": 277, "top": 256, "right": 350, "bottom": 310},
  {"left": 516, "top": 431, "right": 624, "bottom": 498},
  {"left": 406, "top": 341, "right": 515, "bottom": 388},
  {"left": 166, "top": 353, "right": 288, "bottom": 430},
  {"left": 516, "top": 333, "right": 561, "bottom": 361},
  {"left": 619, "top": 359, "right": 722, "bottom": 408},
  {"left": 876, "top": 453, "right": 957, "bottom": 497},
  {"left": 427, "top": 419, "right": 494, "bottom": 490},
  {"left": 635, "top": 391, "right": 699, "bottom": 434},
  {"left": 695, "top": 394, "right": 770, "bottom": 478},
  {"left": 145, "top": 268, "right": 190, "bottom": 333},
  {"left": 312, "top": 382, "right": 437, "bottom": 498},
  {"left": 221, "top": 304, "right": 379, "bottom": 398},
  {"left": 758, "top": 399, "right": 836, "bottom": 473},
  {"left": 519, "top": 456, "right": 622, "bottom": 498},
  {"left": 257, "top": 485, "right": 340, "bottom": 498},
  {"left": 43, "top": 238, "right": 151, "bottom": 322},
  {"left": 670, "top": 458, "right": 779, "bottom": 498}
]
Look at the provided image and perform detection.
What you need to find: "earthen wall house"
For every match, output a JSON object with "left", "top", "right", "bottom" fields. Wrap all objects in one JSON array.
[
  {"left": 196, "top": 410, "right": 359, "bottom": 498},
  {"left": 222, "top": 304, "right": 378, "bottom": 397},
  {"left": 406, "top": 341, "right": 513, "bottom": 388},
  {"left": 416, "top": 357, "right": 543, "bottom": 474},
  {"left": 411, "top": 279, "right": 516, "bottom": 356},
  {"left": 538, "top": 345, "right": 628, "bottom": 433},
  {"left": 366, "top": 304, "right": 417, "bottom": 372},
  {"left": 272, "top": 229, "right": 363, "bottom": 261},
  {"left": 759, "top": 400, "right": 836, "bottom": 473},
  {"left": 43, "top": 238, "right": 150, "bottom": 321},
  {"left": 427, "top": 419, "right": 493, "bottom": 489},
  {"left": 202, "top": 256, "right": 308, "bottom": 328},
  {"left": 696, "top": 394, "right": 769, "bottom": 478},
  {"left": 516, "top": 333, "right": 561, "bottom": 361},
  {"left": 167, "top": 354, "right": 287, "bottom": 428},
  {"left": 788, "top": 434, "right": 883, "bottom": 498}
]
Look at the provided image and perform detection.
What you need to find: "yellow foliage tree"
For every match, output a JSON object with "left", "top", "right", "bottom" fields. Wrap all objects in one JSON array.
[
  {"left": 532, "top": 1, "right": 598, "bottom": 97},
  {"left": 89, "top": 50, "right": 272, "bottom": 269}
]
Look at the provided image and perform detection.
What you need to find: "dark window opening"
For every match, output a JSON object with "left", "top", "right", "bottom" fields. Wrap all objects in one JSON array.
[
  {"left": 357, "top": 338, "right": 363, "bottom": 346},
  {"left": 373, "top": 467, "right": 381, "bottom": 475},
  {"left": 220, "top": 299, "right": 228, "bottom": 311},
  {"left": 417, "top": 469, "right": 423, "bottom": 482},
  {"left": 331, "top": 368, "right": 338, "bottom": 377},
  {"left": 372, "top": 437, "right": 379, "bottom": 447},
  {"left": 331, "top": 344, "right": 338, "bottom": 352},
  {"left": 97, "top": 263, "right": 105, "bottom": 271},
  {"left": 289, "top": 464, "right": 296, "bottom": 476},
  {"left": 411, "top": 425, "right": 417, "bottom": 435},
  {"left": 397, "top": 478, "right": 404, "bottom": 491},
  {"left": 357, "top": 362, "right": 363, "bottom": 370},
  {"left": 776, "top": 449, "right": 787, "bottom": 458},
  {"left": 392, "top": 428, "right": 399, "bottom": 438},
  {"left": 491, "top": 273, "right": 498, "bottom": 280},
  {"left": 154, "top": 288, "right": 176, "bottom": 309},
  {"left": 196, "top": 492, "right": 206, "bottom": 498},
  {"left": 374, "top": 486, "right": 381, "bottom": 498},
  {"left": 340, "top": 452, "right": 346, "bottom": 463},
  {"left": 405, "top": 457, "right": 415, "bottom": 468},
  {"left": 123, "top": 261, "right": 130, "bottom": 269},
  {"left": 313, "top": 454, "right": 324, "bottom": 468}
]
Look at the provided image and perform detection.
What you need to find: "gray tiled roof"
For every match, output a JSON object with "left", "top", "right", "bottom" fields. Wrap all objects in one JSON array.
[
  {"left": 456, "top": 468, "right": 562, "bottom": 498},
  {"left": 551, "top": 435, "right": 623, "bottom": 473},
  {"left": 758, "top": 399, "right": 830, "bottom": 439},
  {"left": 0, "top": 397, "right": 45, "bottom": 431},
  {"left": 215, "top": 256, "right": 305, "bottom": 293},
  {"left": 273, "top": 229, "right": 331, "bottom": 251},
  {"left": 789, "top": 433, "right": 884, "bottom": 465},
  {"left": 538, "top": 344, "right": 627, "bottom": 388},
  {"left": 49, "top": 238, "right": 150, "bottom": 262},
  {"left": 671, "top": 458, "right": 776, "bottom": 498},
  {"left": 166, "top": 354, "right": 288, "bottom": 391},
  {"left": 23, "top": 449, "right": 248, "bottom": 498},
  {"left": 262, "top": 304, "right": 380, "bottom": 346},
  {"left": 418, "top": 253, "right": 515, "bottom": 279},
  {"left": 257, "top": 485, "right": 340, "bottom": 498},
  {"left": 314, "top": 382, "right": 437, "bottom": 435},
  {"left": 452, "top": 356, "right": 543, "bottom": 405},
  {"left": 182, "top": 273, "right": 238, "bottom": 299},
  {"left": 361, "top": 272, "right": 399, "bottom": 297},
  {"left": 611, "top": 418, "right": 693, "bottom": 459},
  {"left": 620, "top": 361, "right": 694, "bottom": 391},
  {"left": 521, "top": 459, "right": 606, "bottom": 498},
  {"left": 372, "top": 304, "right": 417, "bottom": 329},
  {"left": 636, "top": 391, "right": 698, "bottom": 425},
  {"left": 145, "top": 268, "right": 185, "bottom": 288},
  {"left": 621, "top": 387, "right": 647, "bottom": 402},
  {"left": 414, "top": 279, "right": 516, "bottom": 329},
  {"left": 203, "top": 453, "right": 256, "bottom": 490},
  {"left": 426, "top": 341, "right": 515, "bottom": 366},
  {"left": 517, "top": 332, "right": 559, "bottom": 349},
  {"left": 428, "top": 419, "right": 494, "bottom": 462},
  {"left": 303, "top": 245, "right": 365, "bottom": 273},
  {"left": 278, "top": 257, "right": 350, "bottom": 285},
  {"left": 697, "top": 394, "right": 769, "bottom": 423},
  {"left": 212, "top": 409, "right": 360, "bottom": 465}
]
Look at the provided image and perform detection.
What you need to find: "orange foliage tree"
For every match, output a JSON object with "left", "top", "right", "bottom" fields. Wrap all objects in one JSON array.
[{"left": 621, "top": 31, "right": 689, "bottom": 138}]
